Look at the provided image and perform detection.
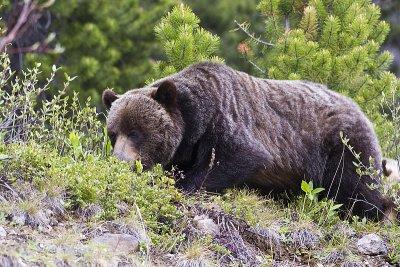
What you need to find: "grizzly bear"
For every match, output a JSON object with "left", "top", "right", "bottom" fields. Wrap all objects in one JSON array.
[{"left": 103, "top": 62, "right": 395, "bottom": 220}]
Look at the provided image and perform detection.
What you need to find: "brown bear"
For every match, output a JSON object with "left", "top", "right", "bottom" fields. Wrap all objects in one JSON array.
[{"left": 103, "top": 61, "right": 395, "bottom": 220}]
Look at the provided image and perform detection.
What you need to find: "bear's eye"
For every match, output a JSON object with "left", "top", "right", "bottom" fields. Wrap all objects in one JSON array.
[{"left": 128, "top": 130, "right": 141, "bottom": 142}]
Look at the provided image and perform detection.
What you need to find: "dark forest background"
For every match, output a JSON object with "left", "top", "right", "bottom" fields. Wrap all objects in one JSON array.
[{"left": 2, "top": 0, "right": 399, "bottom": 105}]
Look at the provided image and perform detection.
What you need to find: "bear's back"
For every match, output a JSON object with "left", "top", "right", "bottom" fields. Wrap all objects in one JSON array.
[
  {"left": 167, "top": 63, "right": 371, "bottom": 181},
  {"left": 171, "top": 62, "right": 360, "bottom": 137}
]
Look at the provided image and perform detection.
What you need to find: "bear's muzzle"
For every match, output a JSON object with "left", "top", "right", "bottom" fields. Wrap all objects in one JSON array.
[{"left": 113, "top": 135, "right": 140, "bottom": 162}]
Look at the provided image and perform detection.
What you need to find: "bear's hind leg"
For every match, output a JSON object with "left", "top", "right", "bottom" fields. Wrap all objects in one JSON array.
[{"left": 322, "top": 123, "right": 394, "bottom": 220}]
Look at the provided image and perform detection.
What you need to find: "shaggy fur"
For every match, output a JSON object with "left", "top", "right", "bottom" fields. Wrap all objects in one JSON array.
[{"left": 103, "top": 62, "right": 394, "bottom": 220}]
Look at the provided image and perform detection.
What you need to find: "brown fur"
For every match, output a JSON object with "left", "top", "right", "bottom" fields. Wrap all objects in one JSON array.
[{"left": 103, "top": 62, "right": 395, "bottom": 220}]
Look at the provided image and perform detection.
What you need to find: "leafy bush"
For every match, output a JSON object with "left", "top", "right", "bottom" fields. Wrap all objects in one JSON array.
[
  {"left": 0, "top": 52, "right": 183, "bottom": 245},
  {"left": 298, "top": 180, "right": 342, "bottom": 227}
]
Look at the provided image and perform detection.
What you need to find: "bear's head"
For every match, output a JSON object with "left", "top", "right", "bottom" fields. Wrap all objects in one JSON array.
[{"left": 102, "top": 81, "right": 184, "bottom": 169}]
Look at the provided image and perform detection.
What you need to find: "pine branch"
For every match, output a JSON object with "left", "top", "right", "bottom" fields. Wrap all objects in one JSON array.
[{"left": 234, "top": 20, "right": 275, "bottom": 47}]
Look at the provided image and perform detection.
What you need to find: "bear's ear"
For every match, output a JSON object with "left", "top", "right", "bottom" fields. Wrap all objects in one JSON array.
[
  {"left": 153, "top": 80, "right": 177, "bottom": 107},
  {"left": 102, "top": 89, "right": 119, "bottom": 109}
]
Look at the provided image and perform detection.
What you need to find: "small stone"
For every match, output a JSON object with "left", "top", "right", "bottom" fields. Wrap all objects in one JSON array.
[
  {"left": 193, "top": 214, "right": 219, "bottom": 236},
  {"left": 272, "top": 260, "right": 297, "bottom": 267},
  {"left": 0, "top": 255, "right": 28, "bottom": 267},
  {"left": 357, "top": 233, "right": 387, "bottom": 256},
  {"left": 341, "top": 262, "right": 363, "bottom": 267},
  {"left": 288, "top": 229, "right": 320, "bottom": 249},
  {"left": 176, "top": 258, "right": 209, "bottom": 267},
  {"left": 26, "top": 210, "right": 51, "bottom": 228},
  {"left": 251, "top": 227, "right": 282, "bottom": 255},
  {"left": 116, "top": 202, "right": 129, "bottom": 215},
  {"left": 0, "top": 226, "right": 6, "bottom": 237},
  {"left": 11, "top": 212, "right": 26, "bottom": 226},
  {"left": 91, "top": 233, "right": 142, "bottom": 253},
  {"left": 323, "top": 250, "right": 345, "bottom": 264}
]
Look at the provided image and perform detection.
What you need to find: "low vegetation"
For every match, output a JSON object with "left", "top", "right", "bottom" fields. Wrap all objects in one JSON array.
[
  {"left": 0, "top": 55, "right": 399, "bottom": 266},
  {"left": 1, "top": 2, "right": 399, "bottom": 266}
]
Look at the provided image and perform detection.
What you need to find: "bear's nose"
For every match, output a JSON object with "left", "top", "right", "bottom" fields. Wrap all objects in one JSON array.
[{"left": 113, "top": 135, "right": 139, "bottom": 162}]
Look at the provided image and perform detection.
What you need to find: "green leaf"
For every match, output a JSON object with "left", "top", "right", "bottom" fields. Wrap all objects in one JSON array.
[
  {"left": 301, "top": 180, "right": 310, "bottom": 193},
  {"left": 331, "top": 204, "right": 343, "bottom": 211},
  {"left": 308, "top": 180, "right": 314, "bottom": 191},
  {"left": 312, "top": 187, "right": 325, "bottom": 195},
  {"left": 0, "top": 154, "right": 11, "bottom": 160},
  {"left": 135, "top": 160, "right": 143, "bottom": 174},
  {"left": 69, "top": 132, "right": 80, "bottom": 148}
]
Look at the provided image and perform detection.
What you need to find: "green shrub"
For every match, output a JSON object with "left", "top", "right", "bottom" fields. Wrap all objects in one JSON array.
[
  {"left": 297, "top": 180, "right": 342, "bottom": 227},
  {"left": 0, "top": 52, "right": 183, "bottom": 245},
  {"left": 1, "top": 141, "right": 183, "bottom": 243}
]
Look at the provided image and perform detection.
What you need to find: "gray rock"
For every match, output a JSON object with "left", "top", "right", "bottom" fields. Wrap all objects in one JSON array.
[
  {"left": 341, "top": 262, "right": 363, "bottom": 267},
  {"left": 91, "top": 233, "right": 142, "bottom": 253},
  {"left": 249, "top": 227, "right": 282, "bottom": 257},
  {"left": 357, "top": 233, "right": 387, "bottom": 255},
  {"left": 176, "top": 257, "right": 209, "bottom": 267},
  {"left": 0, "top": 255, "right": 27, "bottom": 267},
  {"left": 288, "top": 229, "right": 320, "bottom": 249},
  {"left": 11, "top": 212, "right": 26, "bottom": 225},
  {"left": 272, "top": 261, "right": 301, "bottom": 267},
  {"left": 193, "top": 214, "right": 219, "bottom": 236},
  {"left": 79, "top": 204, "right": 103, "bottom": 220},
  {"left": 26, "top": 210, "right": 51, "bottom": 228},
  {"left": 0, "top": 226, "right": 6, "bottom": 237},
  {"left": 323, "top": 250, "right": 345, "bottom": 264},
  {"left": 383, "top": 158, "right": 400, "bottom": 184}
]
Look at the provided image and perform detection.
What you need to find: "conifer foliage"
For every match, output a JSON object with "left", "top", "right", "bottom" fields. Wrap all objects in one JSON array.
[
  {"left": 238, "top": 0, "right": 399, "bottom": 148},
  {"left": 25, "top": 0, "right": 177, "bottom": 103},
  {"left": 151, "top": 4, "right": 222, "bottom": 79}
]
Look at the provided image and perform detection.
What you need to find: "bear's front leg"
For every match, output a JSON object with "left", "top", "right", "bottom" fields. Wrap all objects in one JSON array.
[{"left": 177, "top": 142, "right": 271, "bottom": 193}]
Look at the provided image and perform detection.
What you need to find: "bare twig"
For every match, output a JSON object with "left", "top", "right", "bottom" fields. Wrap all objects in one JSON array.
[
  {"left": 7, "top": 42, "right": 55, "bottom": 54},
  {"left": 0, "top": 0, "right": 36, "bottom": 52},
  {"left": 347, "top": 197, "right": 392, "bottom": 223},
  {"left": 247, "top": 59, "right": 266, "bottom": 75},
  {"left": 285, "top": 15, "right": 290, "bottom": 32},
  {"left": 234, "top": 20, "right": 275, "bottom": 47},
  {"left": 0, "top": 177, "right": 23, "bottom": 200}
]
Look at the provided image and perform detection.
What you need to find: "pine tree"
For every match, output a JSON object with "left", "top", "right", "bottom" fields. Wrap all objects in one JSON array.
[
  {"left": 238, "top": 0, "right": 400, "bottom": 153},
  {"left": 151, "top": 4, "right": 221, "bottom": 80},
  {"left": 25, "top": 0, "right": 176, "bottom": 104}
]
